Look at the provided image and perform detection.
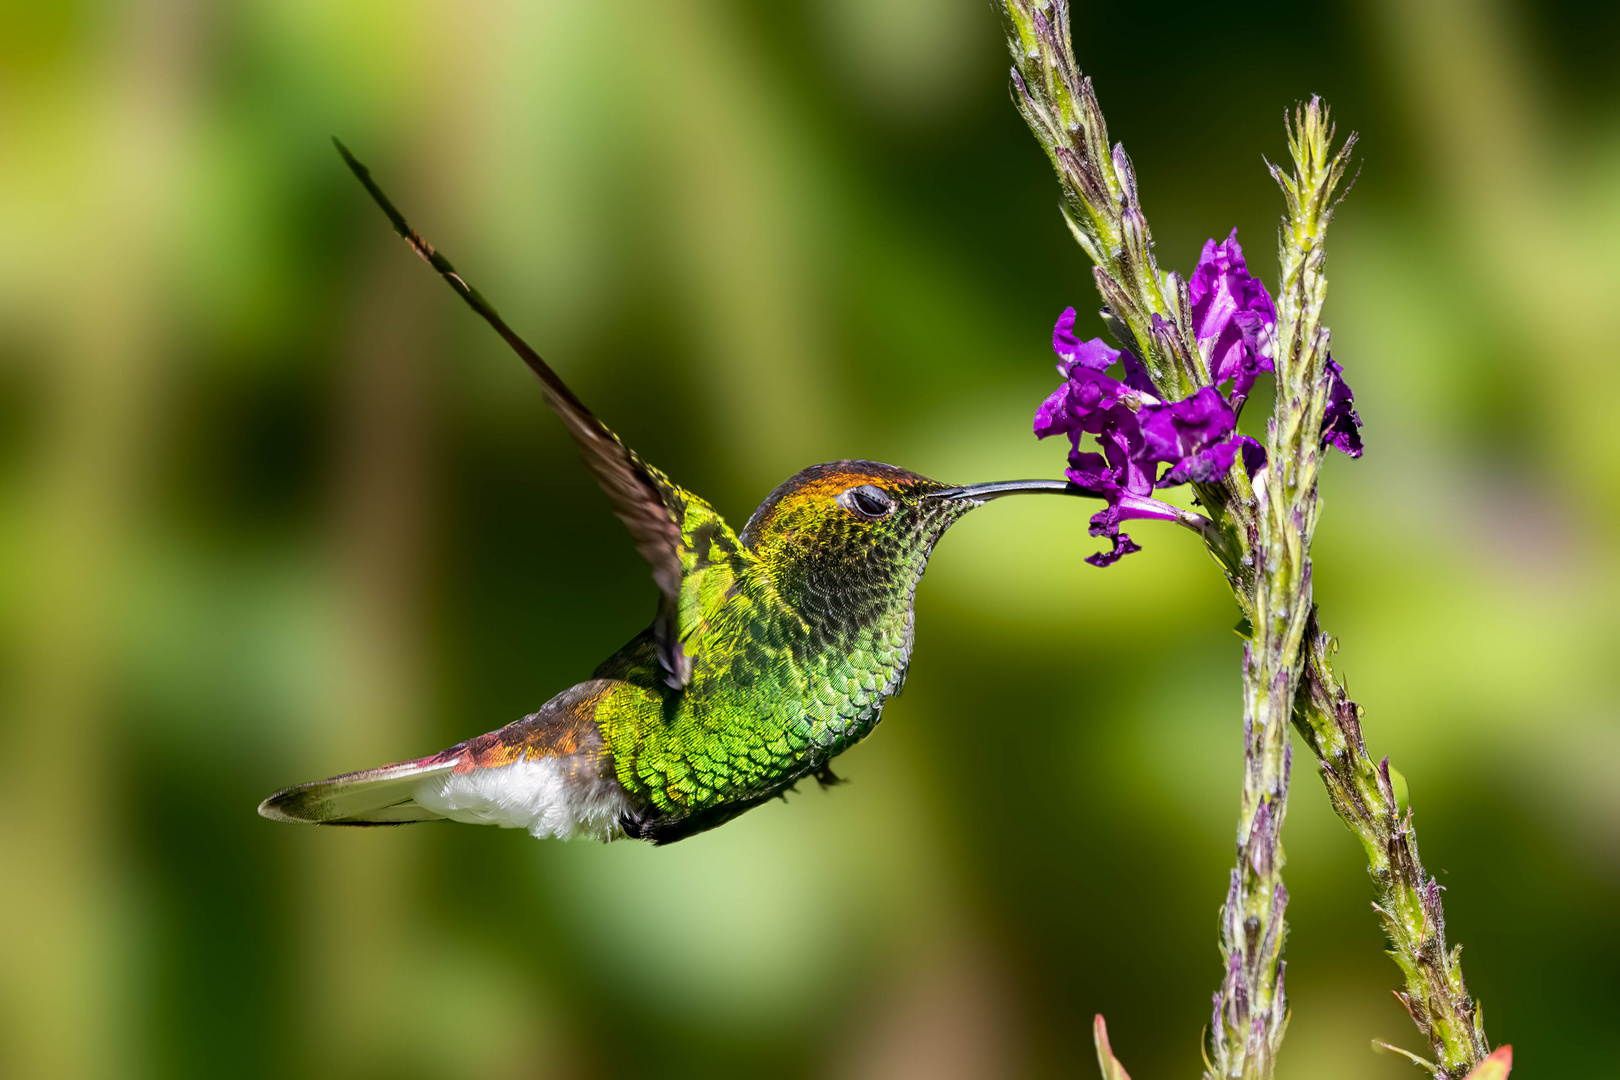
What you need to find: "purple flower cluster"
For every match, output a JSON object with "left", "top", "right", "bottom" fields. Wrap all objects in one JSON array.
[{"left": 1035, "top": 232, "right": 1361, "bottom": 566}]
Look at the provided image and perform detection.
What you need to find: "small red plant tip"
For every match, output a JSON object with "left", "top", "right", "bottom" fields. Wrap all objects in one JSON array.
[
  {"left": 1092, "top": 1014, "right": 1132, "bottom": 1080},
  {"left": 1462, "top": 1045, "right": 1512, "bottom": 1080}
]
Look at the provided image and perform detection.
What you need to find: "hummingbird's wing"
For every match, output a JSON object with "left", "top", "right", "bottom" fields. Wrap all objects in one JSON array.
[{"left": 336, "top": 141, "right": 749, "bottom": 687}]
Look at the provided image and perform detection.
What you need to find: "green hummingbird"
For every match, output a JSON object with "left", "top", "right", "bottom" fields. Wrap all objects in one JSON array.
[{"left": 258, "top": 143, "right": 1083, "bottom": 844}]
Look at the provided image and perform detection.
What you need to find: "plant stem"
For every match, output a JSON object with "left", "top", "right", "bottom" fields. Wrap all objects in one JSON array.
[
  {"left": 1203, "top": 97, "right": 1351, "bottom": 1080},
  {"left": 1294, "top": 616, "right": 1491, "bottom": 1078},
  {"left": 999, "top": 3, "right": 1492, "bottom": 1075},
  {"left": 1001, "top": 0, "right": 1201, "bottom": 400}
]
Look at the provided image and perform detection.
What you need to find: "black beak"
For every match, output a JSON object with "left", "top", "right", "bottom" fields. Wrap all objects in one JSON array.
[{"left": 930, "top": 479, "right": 1084, "bottom": 502}]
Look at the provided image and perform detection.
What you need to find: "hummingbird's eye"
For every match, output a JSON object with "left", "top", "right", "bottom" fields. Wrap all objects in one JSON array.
[{"left": 841, "top": 484, "right": 895, "bottom": 520}]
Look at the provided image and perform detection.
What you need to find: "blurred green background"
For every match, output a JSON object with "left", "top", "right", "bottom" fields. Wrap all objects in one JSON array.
[{"left": 2, "top": 0, "right": 1617, "bottom": 1076}]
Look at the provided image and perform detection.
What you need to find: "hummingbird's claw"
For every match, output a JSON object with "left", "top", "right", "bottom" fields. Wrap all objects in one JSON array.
[{"left": 813, "top": 764, "right": 845, "bottom": 788}]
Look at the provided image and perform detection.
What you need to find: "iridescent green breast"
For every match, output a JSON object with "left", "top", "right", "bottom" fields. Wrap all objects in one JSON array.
[{"left": 591, "top": 564, "right": 918, "bottom": 837}]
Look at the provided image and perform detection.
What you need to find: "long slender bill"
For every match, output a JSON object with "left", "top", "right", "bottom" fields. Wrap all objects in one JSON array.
[
  {"left": 933, "top": 479, "right": 1081, "bottom": 501},
  {"left": 934, "top": 479, "right": 1211, "bottom": 537}
]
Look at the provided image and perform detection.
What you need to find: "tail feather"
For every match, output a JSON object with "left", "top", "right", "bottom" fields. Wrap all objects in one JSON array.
[
  {"left": 260, "top": 680, "right": 628, "bottom": 838},
  {"left": 258, "top": 757, "right": 457, "bottom": 826}
]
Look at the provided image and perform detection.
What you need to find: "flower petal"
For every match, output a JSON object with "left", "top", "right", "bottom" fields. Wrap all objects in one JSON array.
[
  {"left": 1081, "top": 492, "right": 1185, "bottom": 567},
  {"left": 1139, "top": 386, "right": 1239, "bottom": 486},
  {"left": 1085, "top": 531, "right": 1142, "bottom": 568},
  {"left": 1108, "top": 491, "right": 1187, "bottom": 524},
  {"left": 1161, "top": 437, "right": 1240, "bottom": 485},
  {"left": 1053, "top": 307, "right": 1120, "bottom": 372},
  {"left": 1461, "top": 1046, "right": 1511, "bottom": 1080},
  {"left": 1080, "top": 489, "right": 1192, "bottom": 567},
  {"left": 1321, "top": 355, "right": 1364, "bottom": 457},
  {"left": 1237, "top": 435, "right": 1267, "bottom": 478},
  {"left": 1190, "top": 230, "right": 1276, "bottom": 403},
  {"left": 1033, "top": 382, "right": 1075, "bottom": 440},
  {"left": 1063, "top": 451, "right": 1115, "bottom": 494}
]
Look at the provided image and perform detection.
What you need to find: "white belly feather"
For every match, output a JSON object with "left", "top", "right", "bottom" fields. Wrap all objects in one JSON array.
[{"left": 412, "top": 757, "right": 629, "bottom": 841}]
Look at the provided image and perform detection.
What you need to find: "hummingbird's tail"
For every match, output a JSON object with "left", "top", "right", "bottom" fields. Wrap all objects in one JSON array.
[
  {"left": 258, "top": 755, "right": 458, "bottom": 826},
  {"left": 258, "top": 679, "right": 635, "bottom": 839}
]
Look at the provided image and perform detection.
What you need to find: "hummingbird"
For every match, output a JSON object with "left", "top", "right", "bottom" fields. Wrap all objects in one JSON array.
[{"left": 257, "top": 143, "right": 1083, "bottom": 845}]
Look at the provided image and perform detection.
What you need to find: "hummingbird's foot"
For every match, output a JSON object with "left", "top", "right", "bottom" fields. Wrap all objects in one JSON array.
[{"left": 813, "top": 765, "right": 845, "bottom": 788}]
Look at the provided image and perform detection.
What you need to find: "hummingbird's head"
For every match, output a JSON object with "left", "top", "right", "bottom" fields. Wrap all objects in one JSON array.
[{"left": 741, "top": 460, "right": 1077, "bottom": 635}]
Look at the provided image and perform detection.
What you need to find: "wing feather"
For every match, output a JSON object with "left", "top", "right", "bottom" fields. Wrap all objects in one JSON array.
[{"left": 335, "top": 141, "right": 744, "bottom": 685}]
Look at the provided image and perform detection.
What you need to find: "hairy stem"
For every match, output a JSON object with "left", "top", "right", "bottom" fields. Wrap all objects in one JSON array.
[
  {"left": 1204, "top": 98, "right": 1351, "bottom": 1080},
  {"left": 1001, "top": 0, "right": 1200, "bottom": 399},
  {"left": 1254, "top": 101, "right": 1488, "bottom": 1080},
  {"left": 1294, "top": 617, "right": 1491, "bottom": 1078}
]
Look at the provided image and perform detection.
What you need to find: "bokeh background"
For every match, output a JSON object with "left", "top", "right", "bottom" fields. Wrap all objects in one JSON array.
[{"left": 3, "top": 0, "right": 1617, "bottom": 1076}]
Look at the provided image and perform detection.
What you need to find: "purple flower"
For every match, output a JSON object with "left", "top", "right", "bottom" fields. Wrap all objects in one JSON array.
[
  {"left": 1190, "top": 231, "right": 1276, "bottom": 406},
  {"left": 1238, "top": 435, "right": 1267, "bottom": 477},
  {"left": 1052, "top": 371, "right": 1156, "bottom": 498},
  {"left": 1033, "top": 310, "right": 1263, "bottom": 566},
  {"left": 1141, "top": 387, "right": 1242, "bottom": 484},
  {"left": 1034, "top": 231, "right": 1363, "bottom": 566},
  {"left": 1086, "top": 529, "right": 1142, "bottom": 568},
  {"left": 1085, "top": 492, "right": 1184, "bottom": 568},
  {"left": 1321, "top": 355, "right": 1363, "bottom": 457}
]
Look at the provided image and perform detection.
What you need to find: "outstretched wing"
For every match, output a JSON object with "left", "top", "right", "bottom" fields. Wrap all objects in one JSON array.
[{"left": 336, "top": 140, "right": 740, "bottom": 686}]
